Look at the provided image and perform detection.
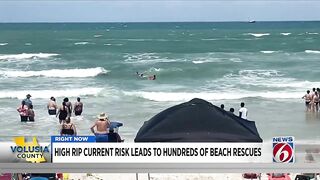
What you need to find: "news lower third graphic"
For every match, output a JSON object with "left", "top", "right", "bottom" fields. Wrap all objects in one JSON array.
[
  {"left": 272, "top": 136, "right": 295, "bottom": 163},
  {"left": 51, "top": 136, "right": 267, "bottom": 163}
]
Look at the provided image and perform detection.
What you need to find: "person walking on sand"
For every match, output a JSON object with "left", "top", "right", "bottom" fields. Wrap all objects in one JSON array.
[
  {"left": 56, "top": 102, "right": 69, "bottom": 124},
  {"left": 23, "top": 94, "right": 32, "bottom": 108},
  {"left": 73, "top": 97, "right": 83, "bottom": 116},
  {"left": 90, "top": 113, "right": 110, "bottom": 142},
  {"left": 47, "top": 97, "right": 57, "bottom": 115},
  {"left": 28, "top": 105, "right": 35, "bottom": 122},
  {"left": 60, "top": 117, "right": 77, "bottom": 136},
  {"left": 239, "top": 102, "right": 248, "bottom": 119},
  {"left": 313, "top": 91, "right": 319, "bottom": 112},
  {"left": 302, "top": 90, "right": 312, "bottom": 112},
  {"left": 17, "top": 100, "right": 28, "bottom": 122}
]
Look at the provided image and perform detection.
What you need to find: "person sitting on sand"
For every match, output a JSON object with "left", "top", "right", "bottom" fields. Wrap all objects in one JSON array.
[
  {"left": 73, "top": 97, "right": 83, "bottom": 116},
  {"left": 28, "top": 105, "right": 35, "bottom": 122},
  {"left": 90, "top": 113, "right": 111, "bottom": 142},
  {"left": 302, "top": 90, "right": 312, "bottom": 112},
  {"left": 47, "top": 97, "right": 57, "bottom": 115},
  {"left": 17, "top": 100, "right": 29, "bottom": 122},
  {"left": 60, "top": 117, "right": 77, "bottom": 136},
  {"left": 57, "top": 102, "right": 69, "bottom": 124}
]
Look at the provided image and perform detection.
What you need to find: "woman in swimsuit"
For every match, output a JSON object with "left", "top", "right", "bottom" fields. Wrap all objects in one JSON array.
[
  {"left": 60, "top": 117, "right": 77, "bottom": 136},
  {"left": 56, "top": 102, "right": 69, "bottom": 124},
  {"left": 17, "top": 100, "right": 28, "bottom": 122}
]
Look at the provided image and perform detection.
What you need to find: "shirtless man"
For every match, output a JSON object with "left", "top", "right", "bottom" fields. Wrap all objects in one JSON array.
[
  {"left": 90, "top": 112, "right": 110, "bottom": 135},
  {"left": 313, "top": 91, "right": 319, "bottom": 112},
  {"left": 47, "top": 97, "right": 57, "bottom": 115},
  {"left": 302, "top": 90, "right": 312, "bottom": 112}
]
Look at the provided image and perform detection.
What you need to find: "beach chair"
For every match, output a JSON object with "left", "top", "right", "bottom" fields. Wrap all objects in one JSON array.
[{"left": 242, "top": 173, "right": 261, "bottom": 180}]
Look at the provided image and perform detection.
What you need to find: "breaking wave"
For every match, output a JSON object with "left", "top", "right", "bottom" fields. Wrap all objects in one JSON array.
[
  {"left": 0, "top": 53, "right": 59, "bottom": 61},
  {"left": 0, "top": 67, "right": 108, "bottom": 78},
  {"left": 0, "top": 88, "right": 103, "bottom": 99}
]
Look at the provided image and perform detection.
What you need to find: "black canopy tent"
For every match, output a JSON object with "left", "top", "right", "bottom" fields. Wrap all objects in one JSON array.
[{"left": 135, "top": 98, "right": 262, "bottom": 142}]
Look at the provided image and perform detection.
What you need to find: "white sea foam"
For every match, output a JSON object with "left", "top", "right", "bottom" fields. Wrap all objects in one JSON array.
[
  {"left": 247, "top": 33, "right": 270, "bottom": 37},
  {"left": 192, "top": 59, "right": 220, "bottom": 64},
  {"left": 213, "top": 69, "right": 320, "bottom": 90},
  {"left": 201, "top": 39, "right": 218, "bottom": 41},
  {"left": 307, "top": 32, "right": 319, "bottom": 35},
  {"left": 0, "top": 88, "right": 103, "bottom": 99},
  {"left": 260, "top": 51, "right": 276, "bottom": 54},
  {"left": 123, "top": 91, "right": 303, "bottom": 102},
  {"left": 94, "top": 35, "right": 103, "bottom": 38},
  {"left": 281, "top": 33, "right": 291, "bottom": 36},
  {"left": 229, "top": 58, "right": 242, "bottom": 62},
  {"left": 74, "top": 42, "right": 93, "bottom": 45},
  {"left": 25, "top": 43, "right": 32, "bottom": 46},
  {"left": 0, "top": 67, "right": 108, "bottom": 78},
  {"left": 0, "top": 43, "right": 8, "bottom": 46},
  {"left": 0, "top": 53, "right": 59, "bottom": 61},
  {"left": 124, "top": 53, "right": 180, "bottom": 64},
  {"left": 305, "top": 50, "right": 320, "bottom": 54},
  {"left": 103, "top": 43, "right": 123, "bottom": 46}
]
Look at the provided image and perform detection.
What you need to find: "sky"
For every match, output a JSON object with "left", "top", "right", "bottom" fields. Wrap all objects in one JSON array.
[{"left": 0, "top": 1, "right": 320, "bottom": 22}]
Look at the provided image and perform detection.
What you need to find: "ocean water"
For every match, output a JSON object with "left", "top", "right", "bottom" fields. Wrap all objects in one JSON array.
[{"left": 0, "top": 22, "right": 320, "bottom": 142}]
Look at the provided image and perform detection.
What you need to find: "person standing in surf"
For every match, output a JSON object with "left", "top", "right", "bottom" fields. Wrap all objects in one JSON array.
[
  {"left": 47, "top": 97, "right": 58, "bottom": 115},
  {"left": 28, "top": 105, "right": 35, "bottom": 122},
  {"left": 23, "top": 94, "right": 32, "bottom": 108},
  {"left": 73, "top": 97, "right": 83, "bottom": 116},
  {"left": 302, "top": 90, "right": 312, "bottom": 112},
  {"left": 63, "top": 97, "right": 72, "bottom": 117},
  {"left": 56, "top": 102, "right": 69, "bottom": 124},
  {"left": 60, "top": 117, "right": 77, "bottom": 136},
  {"left": 313, "top": 91, "right": 319, "bottom": 112},
  {"left": 17, "top": 100, "right": 28, "bottom": 122}
]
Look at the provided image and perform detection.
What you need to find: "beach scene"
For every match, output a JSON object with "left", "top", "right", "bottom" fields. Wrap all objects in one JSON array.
[{"left": 1, "top": 22, "right": 320, "bottom": 142}]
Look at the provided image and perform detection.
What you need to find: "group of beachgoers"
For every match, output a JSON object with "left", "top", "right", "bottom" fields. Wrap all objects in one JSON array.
[
  {"left": 220, "top": 102, "right": 248, "bottom": 120},
  {"left": 302, "top": 88, "right": 320, "bottom": 112},
  {"left": 16, "top": 94, "right": 122, "bottom": 142}
]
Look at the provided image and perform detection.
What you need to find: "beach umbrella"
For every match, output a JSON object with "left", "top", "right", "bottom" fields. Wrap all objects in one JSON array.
[{"left": 135, "top": 98, "right": 262, "bottom": 142}]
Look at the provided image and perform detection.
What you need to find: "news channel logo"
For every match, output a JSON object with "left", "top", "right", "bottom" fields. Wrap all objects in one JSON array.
[
  {"left": 272, "top": 136, "right": 294, "bottom": 163},
  {"left": 11, "top": 136, "right": 49, "bottom": 163}
]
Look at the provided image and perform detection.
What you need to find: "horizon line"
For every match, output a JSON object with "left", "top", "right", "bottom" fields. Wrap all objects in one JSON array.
[{"left": 1, "top": 20, "right": 320, "bottom": 23}]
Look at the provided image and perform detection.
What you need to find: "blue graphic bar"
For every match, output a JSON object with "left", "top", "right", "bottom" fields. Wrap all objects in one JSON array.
[{"left": 51, "top": 136, "right": 96, "bottom": 143}]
